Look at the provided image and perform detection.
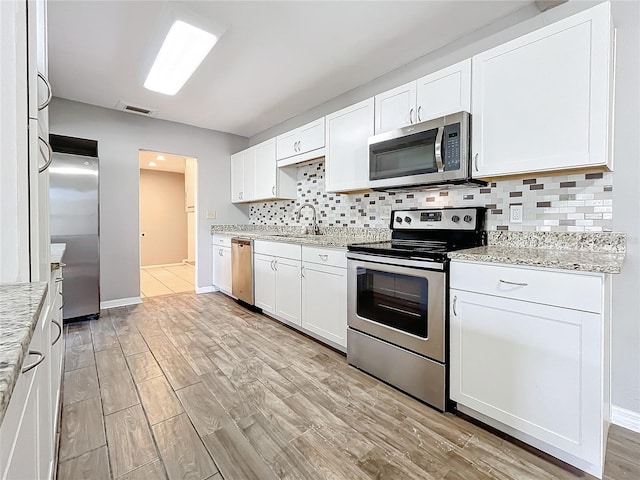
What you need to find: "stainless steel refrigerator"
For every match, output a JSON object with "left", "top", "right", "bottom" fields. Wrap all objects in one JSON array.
[{"left": 49, "top": 135, "right": 100, "bottom": 321}]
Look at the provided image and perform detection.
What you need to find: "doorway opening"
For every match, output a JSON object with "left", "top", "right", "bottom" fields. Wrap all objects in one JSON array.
[{"left": 139, "top": 150, "right": 197, "bottom": 298}]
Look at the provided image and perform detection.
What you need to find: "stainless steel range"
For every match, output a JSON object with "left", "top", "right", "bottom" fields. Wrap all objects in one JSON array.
[{"left": 346, "top": 207, "right": 486, "bottom": 411}]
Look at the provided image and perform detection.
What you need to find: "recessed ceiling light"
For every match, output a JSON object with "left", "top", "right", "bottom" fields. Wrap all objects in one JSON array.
[
  {"left": 144, "top": 20, "right": 218, "bottom": 96},
  {"left": 148, "top": 161, "right": 157, "bottom": 167},
  {"left": 156, "top": 155, "right": 165, "bottom": 161}
]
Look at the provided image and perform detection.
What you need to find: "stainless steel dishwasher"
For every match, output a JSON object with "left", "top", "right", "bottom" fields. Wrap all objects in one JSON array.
[{"left": 231, "top": 237, "right": 254, "bottom": 305}]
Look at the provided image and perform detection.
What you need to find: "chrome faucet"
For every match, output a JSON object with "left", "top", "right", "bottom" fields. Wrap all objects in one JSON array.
[{"left": 296, "top": 204, "right": 320, "bottom": 235}]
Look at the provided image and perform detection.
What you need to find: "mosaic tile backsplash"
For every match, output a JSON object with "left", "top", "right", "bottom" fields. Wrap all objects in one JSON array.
[{"left": 249, "top": 160, "right": 613, "bottom": 232}]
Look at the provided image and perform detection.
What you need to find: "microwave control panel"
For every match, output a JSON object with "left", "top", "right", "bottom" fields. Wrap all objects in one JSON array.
[{"left": 443, "top": 123, "right": 461, "bottom": 171}]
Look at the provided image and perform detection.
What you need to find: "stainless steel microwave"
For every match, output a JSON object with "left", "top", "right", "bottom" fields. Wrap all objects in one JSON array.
[{"left": 368, "top": 111, "right": 484, "bottom": 190}]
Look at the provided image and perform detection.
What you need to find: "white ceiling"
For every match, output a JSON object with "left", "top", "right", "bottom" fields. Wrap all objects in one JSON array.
[
  {"left": 48, "top": 1, "right": 531, "bottom": 138},
  {"left": 139, "top": 150, "right": 190, "bottom": 173}
]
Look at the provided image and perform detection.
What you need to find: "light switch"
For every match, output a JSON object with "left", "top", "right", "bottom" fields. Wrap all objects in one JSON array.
[{"left": 206, "top": 209, "right": 216, "bottom": 220}]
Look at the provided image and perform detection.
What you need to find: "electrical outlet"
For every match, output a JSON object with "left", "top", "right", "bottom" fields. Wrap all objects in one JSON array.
[
  {"left": 510, "top": 204, "right": 523, "bottom": 223},
  {"left": 206, "top": 209, "right": 216, "bottom": 220},
  {"left": 379, "top": 205, "right": 392, "bottom": 220}
]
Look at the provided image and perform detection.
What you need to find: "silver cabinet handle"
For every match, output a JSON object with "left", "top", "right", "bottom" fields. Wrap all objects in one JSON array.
[
  {"left": 37, "top": 72, "right": 53, "bottom": 110},
  {"left": 219, "top": 248, "right": 223, "bottom": 257},
  {"left": 417, "top": 106, "right": 422, "bottom": 122},
  {"left": 452, "top": 296, "right": 457, "bottom": 316},
  {"left": 22, "top": 350, "right": 45, "bottom": 373},
  {"left": 59, "top": 302, "right": 64, "bottom": 311},
  {"left": 38, "top": 135, "right": 53, "bottom": 173},
  {"left": 474, "top": 153, "right": 479, "bottom": 172},
  {"left": 434, "top": 126, "right": 444, "bottom": 172},
  {"left": 273, "top": 259, "right": 278, "bottom": 271},
  {"left": 55, "top": 277, "right": 64, "bottom": 283},
  {"left": 298, "top": 140, "right": 302, "bottom": 151},
  {"left": 318, "top": 254, "right": 328, "bottom": 261},
  {"left": 409, "top": 108, "right": 414, "bottom": 124},
  {"left": 301, "top": 266, "right": 305, "bottom": 278},
  {"left": 499, "top": 279, "right": 528, "bottom": 287},
  {"left": 270, "top": 259, "right": 275, "bottom": 270},
  {"left": 272, "top": 186, "right": 276, "bottom": 196},
  {"left": 51, "top": 320, "right": 62, "bottom": 345}
]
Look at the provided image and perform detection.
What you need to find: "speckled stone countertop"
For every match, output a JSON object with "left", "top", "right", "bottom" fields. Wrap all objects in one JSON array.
[
  {"left": 449, "top": 232, "right": 626, "bottom": 274},
  {"left": 0, "top": 282, "right": 48, "bottom": 426},
  {"left": 51, "top": 243, "right": 66, "bottom": 270},
  {"left": 211, "top": 225, "right": 391, "bottom": 248}
]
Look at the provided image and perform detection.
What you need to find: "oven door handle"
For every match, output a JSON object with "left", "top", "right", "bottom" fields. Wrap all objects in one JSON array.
[
  {"left": 434, "top": 126, "right": 444, "bottom": 172},
  {"left": 346, "top": 252, "right": 444, "bottom": 271},
  {"left": 378, "top": 303, "right": 421, "bottom": 318}
]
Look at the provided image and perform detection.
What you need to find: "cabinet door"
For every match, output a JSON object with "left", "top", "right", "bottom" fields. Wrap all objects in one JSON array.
[
  {"left": 50, "top": 273, "right": 64, "bottom": 438},
  {"left": 450, "top": 289, "right": 602, "bottom": 462},
  {"left": 298, "top": 118, "right": 325, "bottom": 154},
  {"left": 253, "top": 139, "right": 277, "bottom": 200},
  {"left": 220, "top": 247, "right": 232, "bottom": 293},
  {"left": 374, "top": 81, "right": 416, "bottom": 133},
  {"left": 242, "top": 148, "right": 256, "bottom": 202},
  {"left": 472, "top": 3, "right": 613, "bottom": 177},
  {"left": 274, "top": 257, "right": 301, "bottom": 325},
  {"left": 276, "top": 129, "right": 299, "bottom": 161},
  {"left": 301, "top": 262, "right": 347, "bottom": 348},
  {"left": 416, "top": 59, "right": 471, "bottom": 122},
  {"left": 254, "top": 254, "right": 276, "bottom": 314},
  {"left": 29, "top": 119, "right": 50, "bottom": 282},
  {"left": 325, "top": 97, "right": 375, "bottom": 192},
  {"left": 230, "top": 152, "right": 244, "bottom": 203}
]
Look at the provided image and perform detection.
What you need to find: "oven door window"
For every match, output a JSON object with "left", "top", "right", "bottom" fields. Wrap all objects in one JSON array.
[
  {"left": 369, "top": 128, "right": 438, "bottom": 181},
  {"left": 356, "top": 268, "right": 428, "bottom": 337}
]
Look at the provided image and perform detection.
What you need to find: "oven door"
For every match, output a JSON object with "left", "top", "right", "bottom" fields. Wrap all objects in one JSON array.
[{"left": 347, "top": 255, "right": 445, "bottom": 362}]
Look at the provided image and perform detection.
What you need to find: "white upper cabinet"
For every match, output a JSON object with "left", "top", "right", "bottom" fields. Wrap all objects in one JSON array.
[
  {"left": 374, "top": 60, "right": 471, "bottom": 134},
  {"left": 472, "top": 2, "right": 614, "bottom": 178},
  {"left": 230, "top": 139, "right": 297, "bottom": 204},
  {"left": 416, "top": 59, "right": 471, "bottom": 122},
  {"left": 253, "top": 139, "right": 277, "bottom": 201},
  {"left": 276, "top": 117, "right": 325, "bottom": 165},
  {"left": 325, "top": 97, "right": 375, "bottom": 193},
  {"left": 374, "top": 81, "right": 416, "bottom": 133},
  {"left": 230, "top": 151, "right": 244, "bottom": 203}
]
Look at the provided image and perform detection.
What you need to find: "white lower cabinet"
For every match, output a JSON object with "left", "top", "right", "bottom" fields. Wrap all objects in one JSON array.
[
  {"left": 254, "top": 241, "right": 302, "bottom": 326},
  {"left": 212, "top": 235, "right": 233, "bottom": 294},
  {"left": 450, "top": 260, "right": 607, "bottom": 478},
  {"left": 301, "top": 260, "right": 347, "bottom": 349},
  {"left": 1, "top": 290, "right": 51, "bottom": 480}
]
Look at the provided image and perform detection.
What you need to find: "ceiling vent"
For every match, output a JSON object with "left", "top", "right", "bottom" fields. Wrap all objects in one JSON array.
[{"left": 116, "top": 100, "right": 159, "bottom": 118}]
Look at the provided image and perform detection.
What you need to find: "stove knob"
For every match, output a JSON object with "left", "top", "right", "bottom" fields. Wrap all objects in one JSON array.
[
  {"left": 451, "top": 215, "right": 460, "bottom": 223},
  {"left": 463, "top": 215, "right": 473, "bottom": 223},
  {"left": 404, "top": 216, "right": 412, "bottom": 224},
  {"left": 396, "top": 216, "right": 402, "bottom": 223}
]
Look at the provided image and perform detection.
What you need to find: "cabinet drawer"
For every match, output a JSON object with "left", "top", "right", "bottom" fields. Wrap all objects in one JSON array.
[
  {"left": 254, "top": 240, "right": 301, "bottom": 261},
  {"left": 450, "top": 261, "right": 602, "bottom": 313},
  {"left": 302, "top": 246, "right": 347, "bottom": 269},
  {"left": 212, "top": 234, "right": 232, "bottom": 248}
]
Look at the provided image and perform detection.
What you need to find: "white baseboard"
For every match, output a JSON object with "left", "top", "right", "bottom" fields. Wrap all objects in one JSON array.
[
  {"left": 195, "top": 286, "right": 218, "bottom": 294},
  {"left": 611, "top": 405, "right": 640, "bottom": 433},
  {"left": 100, "top": 297, "right": 143, "bottom": 309}
]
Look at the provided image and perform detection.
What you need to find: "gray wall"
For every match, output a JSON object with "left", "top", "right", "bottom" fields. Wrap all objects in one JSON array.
[
  {"left": 250, "top": 1, "right": 640, "bottom": 416},
  {"left": 49, "top": 98, "right": 249, "bottom": 302}
]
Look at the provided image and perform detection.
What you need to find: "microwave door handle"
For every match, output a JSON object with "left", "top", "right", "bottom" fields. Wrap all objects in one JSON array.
[{"left": 434, "top": 126, "right": 445, "bottom": 172}]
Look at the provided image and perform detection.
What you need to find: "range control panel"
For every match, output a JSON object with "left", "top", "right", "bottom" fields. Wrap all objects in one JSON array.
[{"left": 392, "top": 208, "right": 483, "bottom": 231}]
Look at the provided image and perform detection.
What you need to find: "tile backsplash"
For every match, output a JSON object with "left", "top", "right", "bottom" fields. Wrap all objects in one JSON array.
[{"left": 249, "top": 160, "right": 613, "bottom": 232}]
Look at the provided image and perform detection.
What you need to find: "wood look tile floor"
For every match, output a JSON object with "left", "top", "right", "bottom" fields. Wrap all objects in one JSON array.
[
  {"left": 57, "top": 292, "right": 640, "bottom": 480},
  {"left": 140, "top": 264, "right": 195, "bottom": 298}
]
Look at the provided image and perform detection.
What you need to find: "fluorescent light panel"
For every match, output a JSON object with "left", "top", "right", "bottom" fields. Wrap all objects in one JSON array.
[{"left": 144, "top": 20, "right": 218, "bottom": 96}]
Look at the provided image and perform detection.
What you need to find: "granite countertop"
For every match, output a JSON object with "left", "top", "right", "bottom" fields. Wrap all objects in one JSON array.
[
  {"left": 448, "top": 232, "right": 626, "bottom": 274},
  {"left": 0, "top": 282, "right": 48, "bottom": 426},
  {"left": 212, "top": 224, "right": 390, "bottom": 248},
  {"left": 51, "top": 243, "right": 66, "bottom": 270}
]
